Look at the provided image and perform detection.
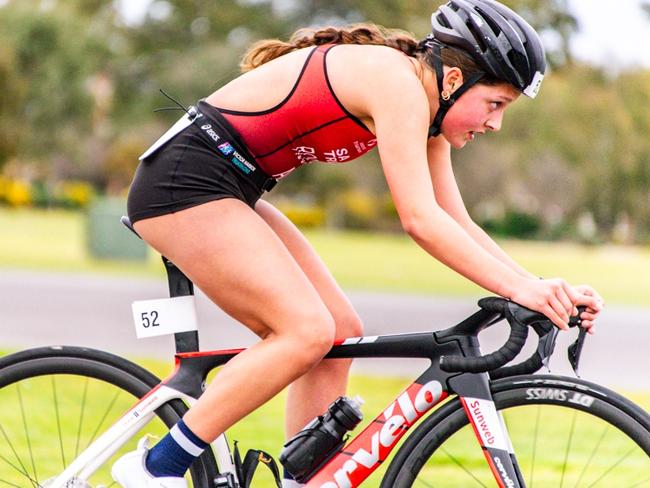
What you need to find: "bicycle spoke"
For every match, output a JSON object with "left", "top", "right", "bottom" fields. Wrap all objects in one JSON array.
[
  {"left": 585, "top": 445, "right": 640, "bottom": 488},
  {"left": 0, "top": 453, "right": 39, "bottom": 486},
  {"left": 0, "top": 478, "right": 23, "bottom": 487},
  {"left": 85, "top": 389, "right": 122, "bottom": 449},
  {"left": 0, "top": 423, "right": 33, "bottom": 485},
  {"left": 17, "top": 383, "right": 38, "bottom": 487},
  {"left": 559, "top": 409, "right": 577, "bottom": 488},
  {"left": 75, "top": 378, "right": 89, "bottom": 459},
  {"left": 440, "top": 447, "right": 487, "bottom": 487},
  {"left": 529, "top": 405, "right": 541, "bottom": 488},
  {"left": 51, "top": 376, "right": 66, "bottom": 470},
  {"left": 573, "top": 424, "right": 608, "bottom": 488},
  {"left": 629, "top": 477, "right": 650, "bottom": 488},
  {"left": 414, "top": 478, "right": 436, "bottom": 488}
]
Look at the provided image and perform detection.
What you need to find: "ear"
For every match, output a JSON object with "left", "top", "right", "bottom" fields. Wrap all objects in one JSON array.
[{"left": 443, "top": 67, "right": 464, "bottom": 92}]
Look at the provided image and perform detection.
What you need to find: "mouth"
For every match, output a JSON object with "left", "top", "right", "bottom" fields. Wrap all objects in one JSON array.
[{"left": 468, "top": 131, "right": 485, "bottom": 141}]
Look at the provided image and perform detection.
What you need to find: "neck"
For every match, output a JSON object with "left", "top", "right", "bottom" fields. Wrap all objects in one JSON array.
[{"left": 416, "top": 58, "right": 441, "bottom": 124}]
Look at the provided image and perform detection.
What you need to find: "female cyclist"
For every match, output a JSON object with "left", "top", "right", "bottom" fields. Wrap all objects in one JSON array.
[{"left": 112, "top": 1, "right": 603, "bottom": 486}]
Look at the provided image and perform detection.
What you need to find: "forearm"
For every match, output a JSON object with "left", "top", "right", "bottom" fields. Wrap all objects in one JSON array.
[
  {"left": 464, "top": 221, "right": 537, "bottom": 279},
  {"left": 406, "top": 209, "right": 524, "bottom": 298}
]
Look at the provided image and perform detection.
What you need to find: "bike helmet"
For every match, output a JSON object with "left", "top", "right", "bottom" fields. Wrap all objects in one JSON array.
[{"left": 422, "top": 0, "right": 547, "bottom": 137}]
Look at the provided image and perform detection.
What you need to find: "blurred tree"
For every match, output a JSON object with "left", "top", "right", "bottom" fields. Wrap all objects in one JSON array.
[
  {"left": 0, "top": 40, "right": 25, "bottom": 170},
  {"left": 0, "top": 1, "right": 111, "bottom": 167}
]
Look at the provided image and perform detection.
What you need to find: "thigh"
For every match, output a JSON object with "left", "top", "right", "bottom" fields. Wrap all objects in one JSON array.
[
  {"left": 255, "top": 199, "right": 363, "bottom": 339},
  {"left": 133, "top": 198, "right": 332, "bottom": 338}
]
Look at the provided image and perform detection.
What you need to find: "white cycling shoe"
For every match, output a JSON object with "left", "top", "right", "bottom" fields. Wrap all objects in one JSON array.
[{"left": 111, "top": 437, "right": 188, "bottom": 488}]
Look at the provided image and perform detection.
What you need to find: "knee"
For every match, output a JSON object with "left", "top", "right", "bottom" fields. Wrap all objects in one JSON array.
[
  {"left": 290, "top": 312, "right": 336, "bottom": 371},
  {"left": 334, "top": 311, "right": 364, "bottom": 341}
]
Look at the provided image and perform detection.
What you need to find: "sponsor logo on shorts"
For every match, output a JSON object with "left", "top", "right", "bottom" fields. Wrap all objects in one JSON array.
[
  {"left": 199, "top": 124, "right": 221, "bottom": 143},
  {"left": 231, "top": 151, "right": 256, "bottom": 173},
  {"left": 218, "top": 142, "right": 235, "bottom": 156},
  {"left": 231, "top": 157, "right": 252, "bottom": 174}
]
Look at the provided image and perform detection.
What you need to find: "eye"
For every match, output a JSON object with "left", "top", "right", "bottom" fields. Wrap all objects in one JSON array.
[{"left": 489, "top": 101, "right": 503, "bottom": 110}]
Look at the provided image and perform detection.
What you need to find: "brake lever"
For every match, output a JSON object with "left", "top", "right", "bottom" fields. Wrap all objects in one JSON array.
[
  {"left": 567, "top": 307, "right": 587, "bottom": 377},
  {"left": 537, "top": 327, "right": 559, "bottom": 370},
  {"left": 568, "top": 327, "right": 587, "bottom": 377}
]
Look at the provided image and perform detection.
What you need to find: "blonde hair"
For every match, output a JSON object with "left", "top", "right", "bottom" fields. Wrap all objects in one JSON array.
[{"left": 240, "top": 23, "right": 420, "bottom": 72}]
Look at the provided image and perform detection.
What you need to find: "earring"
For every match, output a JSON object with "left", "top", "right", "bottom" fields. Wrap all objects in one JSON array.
[{"left": 441, "top": 90, "right": 451, "bottom": 101}]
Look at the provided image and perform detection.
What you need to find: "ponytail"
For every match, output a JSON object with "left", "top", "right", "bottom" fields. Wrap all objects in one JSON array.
[{"left": 240, "top": 23, "right": 420, "bottom": 72}]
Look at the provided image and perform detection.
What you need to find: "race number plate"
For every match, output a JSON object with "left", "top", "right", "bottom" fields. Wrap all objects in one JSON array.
[{"left": 131, "top": 296, "right": 198, "bottom": 338}]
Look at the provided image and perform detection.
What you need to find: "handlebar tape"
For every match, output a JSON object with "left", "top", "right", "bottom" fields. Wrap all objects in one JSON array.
[
  {"left": 440, "top": 297, "right": 586, "bottom": 376},
  {"left": 439, "top": 321, "right": 528, "bottom": 373}
]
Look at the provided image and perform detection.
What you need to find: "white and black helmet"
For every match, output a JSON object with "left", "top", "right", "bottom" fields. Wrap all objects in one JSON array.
[{"left": 423, "top": 0, "right": 547, "bottom": 137}]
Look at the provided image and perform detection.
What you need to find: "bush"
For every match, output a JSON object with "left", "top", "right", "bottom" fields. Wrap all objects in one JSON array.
[
  {"left": 481, "top": 210, "right": 542, "bottom": 239},
  {"left": 0, "top": 176, "right": 31, "bottom": 206},
  {"left": 275, "top": 201, "right": 326, "bottom": 228},
  {"left": 338, "top": 190, "right": 379, "bottom": 230},
  {"left": 54, "top": 180, "right": 96, "bottom": 209},
  {"left": 0, "top": 176, "right": 96, "bottom": 209}
]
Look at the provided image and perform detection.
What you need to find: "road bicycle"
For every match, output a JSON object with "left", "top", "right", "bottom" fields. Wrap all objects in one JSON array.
[{"left": 0, "top": 218, "right": 648, "bottom": 488}]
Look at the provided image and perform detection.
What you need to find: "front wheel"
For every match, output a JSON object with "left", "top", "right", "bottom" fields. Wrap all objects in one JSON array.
[
  {"left": 382, "top": 375, "right": 650, "bottom": 487},
  {"left": 0, "top": 346, "right": 219, "bottom": 487}
]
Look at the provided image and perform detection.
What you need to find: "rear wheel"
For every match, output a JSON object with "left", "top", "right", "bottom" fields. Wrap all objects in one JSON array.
[
  {"left": 382, "top": 375, "right": 650, "bottom": 487},
  {"left": 0, "top": 347, "right": 219, "bottom": 487}
]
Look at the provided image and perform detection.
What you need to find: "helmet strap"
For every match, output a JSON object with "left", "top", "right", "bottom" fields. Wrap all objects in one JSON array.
[{"left": 427, "top": 43, "right": 485, "bottom": 138}]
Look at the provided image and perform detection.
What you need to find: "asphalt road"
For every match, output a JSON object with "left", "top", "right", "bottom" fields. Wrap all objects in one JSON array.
[{"left": 1, "top": 269, "right": 648, "bottom": 391}]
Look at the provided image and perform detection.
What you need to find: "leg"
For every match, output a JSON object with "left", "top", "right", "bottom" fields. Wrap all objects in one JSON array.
[
  {"left": 133, "top": 199, "right": 336, "bottom": 441},
  {"left": 255, "top": 200, "right": 364, "bottom": 437}
]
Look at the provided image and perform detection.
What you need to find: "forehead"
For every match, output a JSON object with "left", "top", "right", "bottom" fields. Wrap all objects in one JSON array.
[{"left": 473, "top": 83, "right": 521, "bottom": 101}]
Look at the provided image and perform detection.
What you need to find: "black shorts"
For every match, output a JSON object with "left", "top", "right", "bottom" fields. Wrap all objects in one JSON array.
[{"left": 127, "top": 100, "right": 275, "bottom": 224}]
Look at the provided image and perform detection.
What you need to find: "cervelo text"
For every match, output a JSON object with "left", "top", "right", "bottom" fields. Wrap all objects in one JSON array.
[{"left": 317, "top": 381, "right": 444, "bottom": 488}]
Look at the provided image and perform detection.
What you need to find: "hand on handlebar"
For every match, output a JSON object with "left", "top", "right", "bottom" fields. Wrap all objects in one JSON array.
[
  {"left": 510, "top": 278, "right": 602, "bottom": 331},
  {"left": 572, "top": 284, "right": 604, "bottom": 334}
]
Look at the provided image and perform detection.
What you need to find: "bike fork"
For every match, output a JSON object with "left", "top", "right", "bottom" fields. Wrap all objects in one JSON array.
[{"left": 450, "top": 373, "right": 525, "bottom": 488}]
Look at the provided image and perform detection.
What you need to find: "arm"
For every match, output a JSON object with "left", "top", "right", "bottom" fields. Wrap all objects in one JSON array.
[
  {"left": 424, "top": 130, "right": 604, "bottom": 330},
  {"left": 426, "top": 139, "right": 536, "bottom": 279},
  {"left": 359, "top": 59, "right": 597, "bottom": 329}
]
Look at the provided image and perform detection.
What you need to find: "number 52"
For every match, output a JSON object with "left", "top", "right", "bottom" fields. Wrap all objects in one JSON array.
[{"left": 141, "top": 311, "right": 160, "bottom": 328}]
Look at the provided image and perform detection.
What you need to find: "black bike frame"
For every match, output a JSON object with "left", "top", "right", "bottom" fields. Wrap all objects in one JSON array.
[{"left": 160, "top": 305, "right": 521, "bottom": 487}]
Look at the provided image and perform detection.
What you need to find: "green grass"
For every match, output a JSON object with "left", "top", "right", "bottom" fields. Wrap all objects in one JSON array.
[{"left": 2, "top": 207, "right": 650, "bottom": 305}]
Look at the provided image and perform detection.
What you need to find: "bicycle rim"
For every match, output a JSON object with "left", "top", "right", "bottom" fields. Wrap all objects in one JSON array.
[
  {"left": 383, "top": 375, "right": 650, "bottom": 487},
  {"left": 0, "top": 349, "right": 216, "bottom": 488}
]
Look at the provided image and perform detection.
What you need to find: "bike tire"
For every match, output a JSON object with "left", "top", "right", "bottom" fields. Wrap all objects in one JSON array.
[
  {"left": 381, "top": 374, "right": 650, "bottom": 487},
  {"left": 0, "top": 346, "right": 219, "bottom": 488}
]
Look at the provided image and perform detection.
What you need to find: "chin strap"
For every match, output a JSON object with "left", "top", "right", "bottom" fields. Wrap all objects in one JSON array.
[{"left": 427, "top": 42, "right": 485, "bottom": 138}]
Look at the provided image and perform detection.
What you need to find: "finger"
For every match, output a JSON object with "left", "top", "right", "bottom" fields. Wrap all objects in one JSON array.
[
  {"left": 577, "top": 285, "right": 605, "bottom": 306},
  {"left": 562, "top": 281, "right": 580, "bottom": 304},
  {"left": 544, "top": 303, "right": 568, "bottom": 330},
  {"left": 576, "top": 294, "right": 602, "bottom": 312},
  {"left": 584, "top": 320, "right": 596, "bottom": 334},
  {"left": 548, "top": 294, "right": 571, "bottom": 324},
  {"left": 558, "top": 281, "right": 577, "bottom": 314},
  {"left": 580, "top": 311, "right": 598, "bottom": 322},
  {"left": 576, "top": 285, "right": 593, "bottom": 296}
]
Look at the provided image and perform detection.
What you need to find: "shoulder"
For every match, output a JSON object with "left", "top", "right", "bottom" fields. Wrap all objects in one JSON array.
[
  {"left": 327, "top": 44, "right": 418, "bottom": 79},
  {"left": 326, "top": 45, "right": 427, "bottom": 118}
]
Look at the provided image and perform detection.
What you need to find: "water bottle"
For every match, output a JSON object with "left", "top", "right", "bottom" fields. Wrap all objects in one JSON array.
[{"left": 279, "top": 396, "right": 364, "bottom": 482}]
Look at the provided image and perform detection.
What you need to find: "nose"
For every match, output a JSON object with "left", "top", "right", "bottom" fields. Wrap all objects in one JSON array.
[{"left": 486, "top": 112, "right": 504, "bottom": 132}]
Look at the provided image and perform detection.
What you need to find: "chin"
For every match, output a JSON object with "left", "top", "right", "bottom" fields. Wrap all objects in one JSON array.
[{"left": 443, "top": 133, "right": 467, "bottom": 149}]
